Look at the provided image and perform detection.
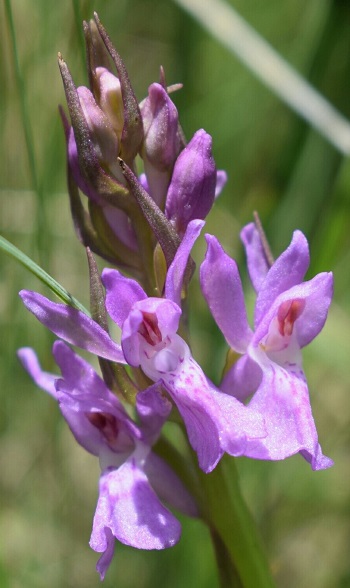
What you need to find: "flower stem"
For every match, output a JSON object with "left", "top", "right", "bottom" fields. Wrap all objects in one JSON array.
[
  {"left": 156, "top": 431, "right": 275, "bottom": 587},
  {"left": 210, "top": 526, "right": 243, "bottom": 588},
  {"left": 199, "top": 456, "right": 276, "bottom": 588}
]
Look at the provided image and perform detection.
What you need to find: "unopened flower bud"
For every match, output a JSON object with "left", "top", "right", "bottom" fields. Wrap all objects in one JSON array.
[
  {"left": 165, "top": 129, "right": 216, "bottom": 236},
  {"left": 141, "top": 83, "right": 179, "bottom": 170},
  {"left": 58, "top": 23, "right": 147, "bottom": 279},
  {"left": 77, "top": 86, "right": 119, "bottom": 169},
  {"left": 95, "top": 67, "right": 124, "bottom": 139},
  {"left": 140, "top": 83, "right": 180, "bottom": 207}
]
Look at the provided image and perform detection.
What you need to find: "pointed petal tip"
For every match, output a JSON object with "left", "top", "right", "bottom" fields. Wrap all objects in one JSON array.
[
  {"left": 302, "top": 448, "right": 334, "bottom": 471},
  {"left": 204, "top": 232, "right": 219, "bottom": 249},
  {"left": 313, "top": 456, "right": 334, "bottom": 471}
]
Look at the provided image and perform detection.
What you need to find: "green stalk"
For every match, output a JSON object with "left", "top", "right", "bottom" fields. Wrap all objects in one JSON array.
[
  {"left": 199, "top": 456, "right": 276, "bottom": 588},
  {"left": 156, "top": 431, "right": 275, "bottom": 588},
  {"left": 210, "top": 527, "right": 243, "bottom": 588}
]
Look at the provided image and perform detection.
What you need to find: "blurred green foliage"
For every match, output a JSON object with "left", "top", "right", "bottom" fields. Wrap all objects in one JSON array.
[{"left": 1, "top": 0, "right": 350, "bottom": 586}]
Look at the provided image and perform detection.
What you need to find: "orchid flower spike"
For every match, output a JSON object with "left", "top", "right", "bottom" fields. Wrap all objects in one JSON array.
[{"left": 19, "top": 220, "right": 265, "bottom": 473}]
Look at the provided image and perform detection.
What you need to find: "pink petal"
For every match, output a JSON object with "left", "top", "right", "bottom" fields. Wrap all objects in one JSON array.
[
  {"left": 20, "top": 290, "right": 125, "bottom": 363},
  {"left": 102, "top": 269, "right": 147, "bottom": 327},
  {"left": 165, "top": 219, "right": 204, "bottom": 306},
  {"left": 200, "top": 234, "right": 253, "bottom": 353},
  {"left": 254, "top": 230, "right": 310, "bottom": 327},
  {"left": 90, "top": 461, "right": 181, "bottom": 554},
  {"left": 244, "top": 362, "right": 333, "bottom": 470}
]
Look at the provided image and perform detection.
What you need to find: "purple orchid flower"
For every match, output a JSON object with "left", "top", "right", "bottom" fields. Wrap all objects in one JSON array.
[
  {"left": 200, "top": 223, "right": 333, "bottom": 470},
  {"left": 19, "top": 220, "right": 265, "bottom": 473},
  {"left": 18, "top": 341, "right": 197, "bottom": 579},
  {"left": 101, "top": 220, "right": 265, "bottom": 472}
]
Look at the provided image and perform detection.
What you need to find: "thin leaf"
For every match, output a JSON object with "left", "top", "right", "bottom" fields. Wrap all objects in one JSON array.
[
  {"left": 4, "top": 0, "right": 48, "bottom": 266},
  {"left": 173, "top": 0, "right": 350, "bottom": 155},
  {"left": 0, "top": 235, "right": 89, "bottom": 315}
]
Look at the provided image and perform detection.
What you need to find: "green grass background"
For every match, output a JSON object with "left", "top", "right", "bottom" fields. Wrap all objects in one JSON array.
[{"left": 1, "top": 0, "right": 350, "bottom": 586}]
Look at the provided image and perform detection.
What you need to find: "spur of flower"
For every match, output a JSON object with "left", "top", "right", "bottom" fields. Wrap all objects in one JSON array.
[
  {"left": 200, "top": 222, "right": 333, "bottom": 470},
  {"left": 18, "top": 341, "right": 197, "bottom": 579},
  {"left": 19, "top": 220, "right": 265, "bottom": 474}
]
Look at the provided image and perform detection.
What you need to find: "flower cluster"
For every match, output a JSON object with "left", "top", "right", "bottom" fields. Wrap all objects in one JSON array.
[{"left": 18, "top": 14, "right": 333, "bottom": 579}]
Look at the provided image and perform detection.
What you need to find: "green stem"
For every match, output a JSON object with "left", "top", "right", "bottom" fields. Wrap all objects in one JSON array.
[
  {"left": 156, "top": 430, "right": 275, "bottom": 588},
  {"left": 210, "top": 527, "right": 243, "bottom": 588},
  {"left": 199, "top": 456, "right": 276, "bottom": 588}
]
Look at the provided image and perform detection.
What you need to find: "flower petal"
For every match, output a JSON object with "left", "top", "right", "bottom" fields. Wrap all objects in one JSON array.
[
  {"left": 17, "top": 347, "right": 58, "bottom": 397},
  {"left": 102, "top": 269, "right": 147, "bottom": 328},
  {"left": 95, "top": 527, "right": 115, "bottom": 581},
  {"left": 200, "top": 235, "right": 253, "bottom": 353},
  {"left": 90, "top": 461, "right": 181, "bottom": 554},
  {"left": 163, "top": 357, "right": 266, "bottom": 472},
  {"left": 293, "top": 272, "right": 333, "bottom": 348},
  {"left": 220, "top": 354, "right": 262, "bottom": 401},
  {"left": 163, "top": 375, "right": 223, "bottom": 473},
  {"left": 165, "top": 219, "right": 204, "bottom": 307},
  {"left": 252, "top": 273, "right": 333, "bottom": 349},
  {"left": 121, "top": 298, "right": 181, "bottom": 367},
  {"left": 240, "top": 222, "right": 270, "bottom": 293},
  {"left": 58, "top": 402, "right": 104, "bottom": 457},
  {"left": 120, "top": 307, "right": 143, "bottom": 366},
  {"left": 215, "top": 170, "right": 227, "bottom": 199},
  {"left": 244, "top": 361, "right": 333, "bottom": 470},
  {"left": 136, "top": 383, "right": 172, "bottom": 445},
  {"left": 52, "top": 342, "right": 137, "bottom": 455},
  {"left": 144, "top": 452, "right": 198, "bottom": 517},
  {"left": 254, "top": 230, "right": 310, "bottom": 327},
  {"left": 19, "top": 290, "right": 125, "bottom": 362},
  {"left": 53, "top": 340, "right": 112, "bottom": 400}
]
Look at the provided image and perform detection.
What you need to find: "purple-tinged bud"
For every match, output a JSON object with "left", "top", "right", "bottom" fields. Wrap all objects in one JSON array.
[
  {"left": 93, "top": 13, "right": 143, "bottom": 164},
  {"left": 95, "top": 67, "right": 124, "bottom": 139},
  {"left": 102, "top": 206, "right": 138, "bottom": 252},
  {"left": 84, "top": 19, "right": 111, "bottom": 90},
  {"left": 140, "top": 83, "right": 180, "bottom": 207},
  {"left": 165, "top": 130, "right": 216, "bottom": 236},
  {"left": 141, "top": 83, "right": 179, "bottom": 170},
  {"left": 67, "top": 126, "right": 101, "bottom": 203},
  {"left": 59, "top": 34, "right": 149, "bottom": 278},
  {"left": 77, "top": 86, "right": 119, "bottom": 169}
]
